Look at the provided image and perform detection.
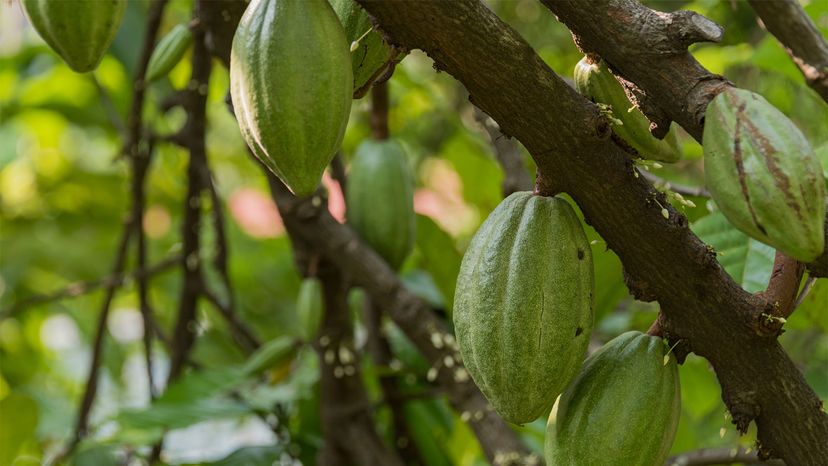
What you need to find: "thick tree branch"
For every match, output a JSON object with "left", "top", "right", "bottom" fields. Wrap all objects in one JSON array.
[
  {"left": 354, "top": 1, "right": 828, "bottom": 463},
  {"left": 748, "top": 0, "right": 828, "bottom": 103},
  {"left": 539, "top": 0, "right": 726, "bottom": 141}
]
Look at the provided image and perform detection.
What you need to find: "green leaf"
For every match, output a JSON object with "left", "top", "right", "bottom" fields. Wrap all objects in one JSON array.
[
  {"left": 242, "top": 336, "right": 297, "bottom": 376},
  {"left": 117, "top": 398, "right": 252, "bottom": 431},
  {"left": 71, "top": 443, "right": 121, "bottom": 466},
  {"left": 0, "top": 393, "right": 39, "bottom": 466},
  {"left": 207, "top": 446, "right": 283, "bottom": 466},
  {"left": 692, "top": 209, "right": 775, "bottom": 292}
]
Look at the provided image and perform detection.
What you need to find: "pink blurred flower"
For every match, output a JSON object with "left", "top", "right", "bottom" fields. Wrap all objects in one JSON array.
[{"left": 229, "top": 187, "right": 284, "bottom": 238}]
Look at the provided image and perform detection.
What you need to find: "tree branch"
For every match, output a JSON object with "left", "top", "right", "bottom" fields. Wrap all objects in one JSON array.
[
  {"left": 353, "top": 1, "right": 828, "bottom": 463},
  {"left": 747, "top": 0, "right": 828, "bottom": 103},
  {"left": 1, "top": 255, "right": 180, "bottom": 320},
  {"left": 267, "top": 175, "right": 537, "bottom": 464},
  {"left": 757, "top": 251, "right": 805, "bottom": 322}
]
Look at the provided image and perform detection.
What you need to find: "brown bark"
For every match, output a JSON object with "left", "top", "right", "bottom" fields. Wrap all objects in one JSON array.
[
  {"left": 354, "top": 1, "right": 828, "bottom": 464},
  {"left": 748, "top": 0, "right": 828, "bottom": 103},
  {"left": 314, "top": 260, "right": 405, "bottom": 466}
]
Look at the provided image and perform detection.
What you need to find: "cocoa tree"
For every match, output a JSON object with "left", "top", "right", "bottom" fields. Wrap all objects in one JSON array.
[{"left": 1, "top": 1, "right": 827, "bottom": 466}]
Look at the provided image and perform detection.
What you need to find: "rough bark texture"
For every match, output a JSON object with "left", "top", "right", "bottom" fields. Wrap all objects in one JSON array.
[
  {"left": 748, "top": 0, "right": 828, "bottom": 103},
  {"left": 354, "top": 1, "right": 828, "bottom": 464},
  {"left": 540, "top": 0, "right": 728, "bottom": 141}
]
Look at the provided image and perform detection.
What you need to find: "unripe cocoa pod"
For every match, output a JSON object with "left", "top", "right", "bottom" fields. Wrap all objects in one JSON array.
[
  {"left": 453, "top": 192, "right": 594, "bottom": 424},
  {"left": 330, "top": 0, "right": 404, "bottom": 98},
  {"left": 146, "top": 24, "right": 193, "bottom": 83},
  {"left": 704, "top": 88, "right": 826, "bottom": 262},
  {"left": 346, "top": 139, "right": 415, "bottom": 270},
  {"left": 296, "top": 278, "right": 324, "bottom": 341},
  {"left": 574, "top": 56, "right": 681, "bottom": 163},
  {"left": 230, "top": 0, "right": 353, "bottom": 196},
  {"left": 22, "top": 0, "right": 127, "bottom": 73},
  {"left": 545, "top": 331, "right": 680, "bottom": 466}
]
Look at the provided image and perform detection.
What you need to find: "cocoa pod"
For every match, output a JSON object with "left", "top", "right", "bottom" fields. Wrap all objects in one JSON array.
[
  {"left": 704, "top": 87, "right": 826, "bottom": 261},
  {"left": 346, "top": 139, "right": 415, "bottom": 270},
  {"left": 545, "top": 331, "right": 681, "bottom": 466},
  {"left": 22, "top": 0, "right": 127, "bottom": 73},
  {"left": 453, "top": 191, "right": 594, "bottom": 424},
  {"left": 146, "top": 24, "right": 193, "bottom": 83},
  {"left": 574, "top": 56, "right": 681, "bottom": 163},
  {"left": 296, "top": 278, "right": 324, "bottom": 341},
  {"left": 230, "top": 0, "right": 353, "bottom": 196}
]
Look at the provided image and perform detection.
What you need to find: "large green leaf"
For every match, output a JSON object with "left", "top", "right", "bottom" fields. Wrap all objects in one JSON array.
[
  {"left": 691, "top": 209, "right": 775, "bottom": 292},
  {"left": 117, "top": 397, "right": 251, "bottom": 431}
]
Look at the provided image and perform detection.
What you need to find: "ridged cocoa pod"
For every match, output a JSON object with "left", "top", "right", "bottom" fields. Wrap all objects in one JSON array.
[
  {"left": 574, "top": 56, "right": 681, "bottom": 163},
  {"left": 22, "top": 0, "right": 126, "bottom": 73},
  {"left": 453, "top": 192, "right": 594, "bottom": 425},
  {"left": 346, "top": 139, "right": 415, "bottom": 270},
  {"left": 545, "top": 331, "right": 681, "bottom": 466},
  {"left": 230, "top": 0, "right": 353, "bottom": 196},
  {"left": 704, "top": 88, "right": 826, "bottom": 261}
]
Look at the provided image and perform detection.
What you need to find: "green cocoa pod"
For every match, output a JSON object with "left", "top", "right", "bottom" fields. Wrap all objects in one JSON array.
[
  {"left": 146, "top": 24, "right": 193, "bottom": 83},
  {"left": 453, "top": 192, "right": 594, "bottom": 425},
  {"left": 22, "top": 0, "right": 127, "bottom": 73},
  {"left": 574, "top": 56, "right": 681, "bottom": 163},
  {"left": 230, "top": 0, "right": 353, "bottom": 196},
  {"left": 346, "top": 139, "right": 415, "bottom": 270},
  {"left": 545, "top": 331, "right": 680, "bottom": 466},
  {"left": 330, "top": 0, "right": 405, "bottom": 98},
  {"left": 703, "top": 88, "right": 826, "bottom": 262},
  {"left": 296, "top": 277, "right": 324, "bottom": 341}
]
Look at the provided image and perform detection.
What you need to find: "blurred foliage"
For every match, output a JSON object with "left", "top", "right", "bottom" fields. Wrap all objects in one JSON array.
[{"left": 0, "top": 0, "right": 826, "bottom": 465}]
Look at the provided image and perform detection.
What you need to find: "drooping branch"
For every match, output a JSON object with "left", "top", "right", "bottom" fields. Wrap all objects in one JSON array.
[
  {"left": 353, "top": 1, "right": 827, "bottom": 463},
  {"left": 747, "top": 0, "right": 828, "bottom": 103},
  {"left": 266, "top": 175, "right": 537, "bottom": 464}
]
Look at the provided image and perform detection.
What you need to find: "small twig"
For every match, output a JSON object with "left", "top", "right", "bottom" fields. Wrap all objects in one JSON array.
[
  {"left": 90, "top": 74, "right": 126, "bottom": 135},
  {"left": 642, "top": 171, "right": 710, "bottom": 199},
  {"left": 666, "top": 446, "right": 784, "bottom": 466},
  {"left": 63, "top": 220, "right": 134, "bottom": 459},
  {"left": 1, "top": 255, "right": 180, "bottom": 320},
  {"left": 647, "top": 313, "right": 664, "bottom": 337},
  {"left": 370, "top": 80, "right": 390, "bottom": 140},
  {"left": 202, "top": 287, "right": 261, "bottom": 352},
  {"left": 330, "top": 152, "right": 348, "bottom": 200},
  {"left": 748, "top": 0, "right": 828, "bottom": 103}
]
